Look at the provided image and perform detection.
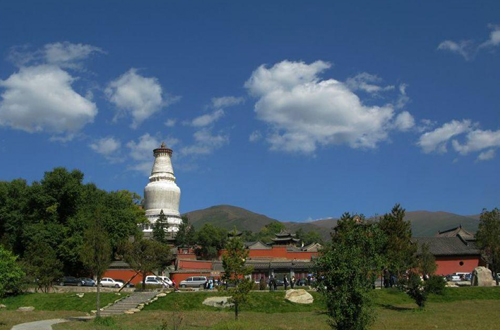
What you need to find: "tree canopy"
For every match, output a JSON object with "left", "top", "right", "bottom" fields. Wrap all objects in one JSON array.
[
  {"left": 476, "top": 208, "right": 500, "bottom": 285},
  {"left": 0, "top": 167, "right": 146, "bottom": 276}
]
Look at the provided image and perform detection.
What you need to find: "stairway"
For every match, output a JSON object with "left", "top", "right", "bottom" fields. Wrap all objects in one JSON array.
[{"left": 99, "top": 291, "right": 160, "bottom": 316}]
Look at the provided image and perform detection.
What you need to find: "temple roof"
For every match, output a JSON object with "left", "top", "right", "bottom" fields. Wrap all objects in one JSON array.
[
  {"left": 435, "top": 225, "right": 476, "bottom": 241},
  {"left": 413, "top": 237, "right": 480, "bottom": 256}
]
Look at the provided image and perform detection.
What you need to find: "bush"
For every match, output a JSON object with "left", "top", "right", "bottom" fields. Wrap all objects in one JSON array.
[
  {"left": 404, "top": 272, "right": 428, "bottom": 308},
  {"left": 0, "top": 247, "right": 25, "bottom": 298},
  {"left": 425, "top": 275, "right": 446, "bottom": 295}
]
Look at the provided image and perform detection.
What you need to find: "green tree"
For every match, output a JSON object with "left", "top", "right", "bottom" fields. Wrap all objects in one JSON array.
[
  {"left": 476, "top": 208, "right": 500, "bottom": 285},
  {"left": 315, "top": 213, "right": 385, "bottom": 330},
  {"left": 378, "top": 204, "right": 417, "bottom": 281},
  {"left": 23, "top": 241, "right": 63, "bottom": 293},
  {"left": 295, "top": 228, "right": 323, "bottom": 245},
  {"left": 80, "top": 211, "right": 112, "bottom": 318},
  {"left": 418, "top": 243, "right": 437, "bottom": 279},
  {"left": 123, "top": 238, "right": 172, "bottom": 289},
  {"left": 175, "top": 217, "right": 196, "bottom": 247},
  {"left": 0, "top": 246, "right": 25, "bottom": 298},
  {"left": 221, "top": 234, "right": 253, "bottom": 321},
  {"left": 196, "top": 224, "right": 227, "bottom": 259},
  {"left": 153, "top": 210, "right": 169, "bottom": 244}
]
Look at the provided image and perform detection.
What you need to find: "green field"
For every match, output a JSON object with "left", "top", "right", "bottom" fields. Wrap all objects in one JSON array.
[
  {"left": 0, "top": 292, "right": 125, "bottom": 312},
  {"left": 2, "top": 288, "right": 500, "bottom": 330}
]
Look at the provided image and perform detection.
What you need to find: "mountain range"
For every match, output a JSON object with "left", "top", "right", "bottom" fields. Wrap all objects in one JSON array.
[{"left": 183, "top": 205, "right": 480, "bottom": 240}]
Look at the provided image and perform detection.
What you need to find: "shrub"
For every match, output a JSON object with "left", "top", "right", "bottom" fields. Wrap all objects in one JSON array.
[
  {"left": 0, "top": 246, "right": 25, "bottom": 297},
  {"left": 425, "top": 275, "right": 446, "bottom": 295},
  {"left": 404, "top": 272, "right": 428, "bottom": 308}
]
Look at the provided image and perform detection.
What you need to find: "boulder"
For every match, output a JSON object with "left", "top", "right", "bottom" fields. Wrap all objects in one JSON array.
[
  {"left": 17, "top": 306, "right": 35, "bottom": 312},
  {"left": 202, "top": 296, "right": 234, "bottom": 308},
  {"left": 285, "top": 289, "right": 314, "bottom": 304},
  {"left": 472, "top": 267, "right": 496, "bottom": 287},
  {"left": 0, "top": 304, "right": 6, "bottom": 309}
]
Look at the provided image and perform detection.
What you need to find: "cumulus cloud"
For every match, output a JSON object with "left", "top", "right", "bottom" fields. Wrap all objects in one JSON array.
[
  {"left": 90, "top": 136, "right": 122, "bottom": 162},
  {"left": 345, "top": 72, "right": 394, "bottom": 94},
  {"left": 477, "top": 149, "right": 496, "bottom": 161},
  {"left": 180, "top": 128, "right": 229, "bottom": 156},
  {"left": 106, "top": 68, "right": 178, "bottom": 129},
  {"left": 452, "top": 129, "right": 500, "bottom": 155},
  {"left": 0, "top": 65, "right": 97, "bottom": 136},
  {"left": 249, "top": 130, "right": 262, "bottom": 142},
  {"left": 394, "top": 111, "right": 415, "bottom": 132},
  {"left": 479, "top": 24, "right": 500, "bottom": 49},
  {"left": 8, "top": 42, "right": 103, "bottom": 69},
  {"left": 43, "top": 42, "right": 103, "bottom": 68},
  {"left": 190, "top": 109, "right": 224, "bottom": 127},
  {"left": 437, "top": 40, "right": 474, "bottom": 60},
  {"left": 211, "top": 96, "right": 245, "bottom": 109},
  {"left": 417, "top": 120, "right": 472, "bottom": 153},
  {"left": 244, "top": 60, "right": 409, "bottom": 154},
  {"left": 165, "top": 118, "right": 176, "bottom": 127}
]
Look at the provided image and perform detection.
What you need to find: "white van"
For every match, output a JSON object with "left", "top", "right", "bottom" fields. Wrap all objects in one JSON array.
[{"left": 145, "top": 275, "right": 172, "bottom": 288}]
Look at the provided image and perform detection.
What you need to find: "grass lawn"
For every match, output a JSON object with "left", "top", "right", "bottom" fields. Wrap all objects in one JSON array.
[
  {"left": 0, "top": 292, "right": 126, "bottom": 312},
  {"left": 49, "top": 287, "right": 500, "bottom": 330},
  {"left": 0, "top": 310, "right": 86, "bottom": 330}
]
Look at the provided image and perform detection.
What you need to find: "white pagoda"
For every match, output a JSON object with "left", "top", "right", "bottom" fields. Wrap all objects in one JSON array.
[{"left": 143, "top": 142, "right": 182, "bottom": 233}]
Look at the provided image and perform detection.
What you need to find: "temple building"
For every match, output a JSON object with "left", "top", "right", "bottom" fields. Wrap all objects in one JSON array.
[{"left": 142, "top": 143, "right": 182, "bottom": 233}]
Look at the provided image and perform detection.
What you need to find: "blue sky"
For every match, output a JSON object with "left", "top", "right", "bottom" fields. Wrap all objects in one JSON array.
[{"left": 1, "top": 1, "right": 499, "bottom": 221}]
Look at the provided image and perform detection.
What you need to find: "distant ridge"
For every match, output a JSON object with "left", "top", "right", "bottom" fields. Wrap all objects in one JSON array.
[{"left": 183, "top": 205, "right": 480, "bottom": 240}]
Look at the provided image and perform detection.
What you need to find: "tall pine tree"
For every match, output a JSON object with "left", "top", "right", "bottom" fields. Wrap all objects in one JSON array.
[{"left": 152, "top": 210, "right": 169, "bottom": 244}]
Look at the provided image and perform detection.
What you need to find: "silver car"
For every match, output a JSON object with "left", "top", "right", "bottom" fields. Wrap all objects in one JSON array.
[{"left": 179, "top": 276, "right": 207, "bottom": 288}]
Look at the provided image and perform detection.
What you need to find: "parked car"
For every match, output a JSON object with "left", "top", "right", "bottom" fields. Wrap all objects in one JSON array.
[
  {"left": 179, "top": 276, "right": 208, "bottom": 288},
  {"left": 100, "top": 277, "right": 123, "bottom": 288},
  {"left": 115, "top": 279, "right": 134, "bottom": 288},
  {"left": 144, "top": 278, "right": 164, "bottom": 287},
  {"left": 157, "top": 276, "right": 173, "bottom": 287},
  {"left": 145, "top": 276, "right": 171, "bottom": 288},
  {"left": 446, "top": 274, "right": 461, "bottom": 282},
  {"left": 80, "top": 278, "right": 95, "bottom": 287},
  {"left": 463, "top": 273, "right": 473, "bottom": 281},
  {"left": 58, "top": 276, "right": 85, "bottom": 286},
  {"left": 295, "top": 278, "right": 308, "bottom": 287}
]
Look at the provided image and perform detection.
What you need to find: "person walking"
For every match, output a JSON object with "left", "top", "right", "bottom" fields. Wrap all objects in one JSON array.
[
  {"left": 291, "top": 276, "right": 295, "bottom": 289},
  {"left": 269, "top": 275, "right": 275, "bottom": 291},
  {"left": 284, "top": 276, "right": 288, "bottom": 290}
]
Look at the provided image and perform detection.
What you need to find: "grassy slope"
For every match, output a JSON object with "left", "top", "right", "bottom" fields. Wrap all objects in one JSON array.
[
  {"left": 54, "top": 288, "right": 500, "bottom": 330},
  {"left": 0, "top": 292, "right": 125, "bottom": 312}
]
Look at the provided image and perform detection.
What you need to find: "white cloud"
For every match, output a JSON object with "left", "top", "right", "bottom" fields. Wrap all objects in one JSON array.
[
  {"left": 437, "top": 40, "right": 473, "bottom": 60},
  {"left": 180, "top": 128, "right": 228, "bottom": 156},
  {"left": 417, "top": 120, "right": 472, "bottom": 153},
  {"left": 452, "top": 129, "right": 500, "bottom": 155},
  {"left": 127, "top": 133, "right": 179, "bottom": 173},
  {"left": 345, "top": 72, "right": 394, "bottom": 94},
  {"left": 43, "top": 42, "right": 103, "bottom": 68},
  {"left": 211, "top": 96, "right": 245, "bottom": 109},
  {"left": 438, "top": 24, "right": 500, "bottom": 60},
  {"left": 0, "top": 65, "right": 97, "bottom": 136},
  {"left": 417, "top": 119, "right": 437, "bottom": 133},
  {"left": 249, "top": 130, "right": 262, "bottom": 142},
  {"left": 394, "top": 111, "right": 415, "bottom": 132},
  {"left": 90, "top": 137, "right": 122, "bottom": 162},
  {"left": 8, "top": 42, "right": 103, "bottom": 69},
  {"left": 479, "top": 25, "right": 500, "bottom": 49},
  {"left": 106, "top": 68, "right": 178, "bottom": 129},
  {"left": 165, "top": 118, "right": 176, "bottom": 127},
  {"left": 477, "top": 149, "right": 496, "bottom": 161},
  {"left": 190, "top": 109, "right": 224, "bottom": 127},
  {"left": 244, "top": 60, "right": 408, "bottom": 154}
]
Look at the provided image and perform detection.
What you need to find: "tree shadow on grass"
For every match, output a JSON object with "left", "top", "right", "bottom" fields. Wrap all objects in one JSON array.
[{"left": 377, "top": 304, "right": 416, "bottom": 312}]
